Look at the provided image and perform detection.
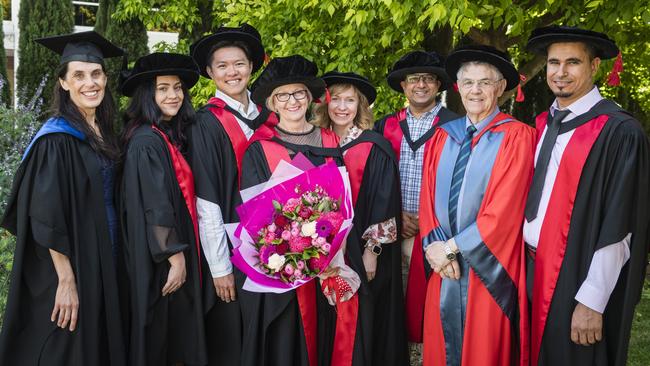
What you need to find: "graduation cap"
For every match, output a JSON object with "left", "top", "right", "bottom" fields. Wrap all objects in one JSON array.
[
  {"left": 35, "top": 31, "right": 124, "bottom": 67},
  {"left": 190, "top": 23, "right": 266, "bottom": 78},
  {"left": 119, "top": 52, "right": 200, "bottom": 97},
  {"left": 386, "top": 51, "right": 452, "bottom": 93},
  {"left": 250, "top": 55, "right": 325, "bottom": 106},
  {"left": 322, "top": 71, "right": 377, "bottom": 105},
  {"left": 445, "top": 44, "right": 520, "bottom": 92},
  {"left": 526, "top": 25, "right": 623, "bottom": 86}
]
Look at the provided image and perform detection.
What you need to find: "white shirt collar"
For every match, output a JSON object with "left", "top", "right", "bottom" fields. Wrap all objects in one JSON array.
[
  {"left": 551, "top": 86, "right": 603, "bottom": 120},
  {"left": 215, "top": 89, "right": 259, "bottom": 119}
]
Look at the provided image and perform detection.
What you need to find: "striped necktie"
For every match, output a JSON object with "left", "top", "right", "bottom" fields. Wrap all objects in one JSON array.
[{"left": 448, "top": 124, "right": 477, "bottom": 236}]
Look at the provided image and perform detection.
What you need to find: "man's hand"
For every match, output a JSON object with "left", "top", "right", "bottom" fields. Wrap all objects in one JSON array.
[
  {"left": 424, "top": 241, "right": 450, "bottom": 271},
  {"left": 571, "top": 302, "right": 603, "bottom": 346},
  {"left": 362, "top": 248, "right": 378, "bottom": 281},
  {"left": 162, "top": 252, "right": 186, "bottom": 296},
  {"left": 213, "top": 273, "right": 236, "bottom": 303},
  {"left": 438, "top": 260, "right": 461, "bottom": 280},
  {"left": 402, "top": 212, "right": 419, "bottom": 239}
]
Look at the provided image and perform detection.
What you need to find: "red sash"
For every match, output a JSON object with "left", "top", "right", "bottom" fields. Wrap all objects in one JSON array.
[
  {"left": 206, "top": 97, "right": 278, "bottom": 186},
  {"left": 343, "top": 141, "right": 373, "bottom": 205},
  {"left": 382, "top": 109, "right": 439, "bottom": 343},
  {"left": 151, "top": 125, "right": 202, "bottom": 281},
  {"left": 530, "top": 113, "right": 609, "bottom": 366}
]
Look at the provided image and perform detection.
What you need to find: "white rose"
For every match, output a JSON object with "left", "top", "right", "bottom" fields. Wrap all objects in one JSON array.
[
  {"left": 267, "top": 253, "right": 286, "bottom": 272},
  {"left": 301, "top": 221, "right": 317, "bottom": 237}
]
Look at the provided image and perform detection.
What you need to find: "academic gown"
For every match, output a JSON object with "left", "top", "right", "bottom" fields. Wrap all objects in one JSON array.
[
  {"left": 373, "top": 106, "right": 460, "bottom": 343},
  {"left": 239, "top": 126, "right": 343, "bottom": 366},
  {"left": 419, "top": 113, "right": 534, "bottom": 366},
  {"left": 120, "top": 124, "right": 209, "bottom": 366},
  {"left": 530, "top": 100, "right": 650, "bottom": 366},
  {"left": 0, "top": 117, "right": 127, "bottom": 366},
  {"left": 185, "top": 98, "right": 276, "bottom": 366},
  {"left": 317, "top": 130, "right": 409, "bottom": 366}
]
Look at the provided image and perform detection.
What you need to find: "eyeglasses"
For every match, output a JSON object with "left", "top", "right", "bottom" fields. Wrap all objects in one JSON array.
[
  {"left": 273, "top": 89, "right": 309, "bottom": 102},
  {"left": 458, "top": 78, "right": 503, "bottom": 90},
  {"left": 405, "top": 74, "right": 438, "bottom": 84}
]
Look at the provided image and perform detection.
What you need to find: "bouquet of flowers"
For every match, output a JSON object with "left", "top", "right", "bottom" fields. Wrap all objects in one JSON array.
[{"left": 227, "top": 155, "right": 358, "bottom": 296}]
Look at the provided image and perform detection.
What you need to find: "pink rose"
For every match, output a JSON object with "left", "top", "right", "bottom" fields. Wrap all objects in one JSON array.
[
  {"left": 322, "top": 243, "right": 332, "bottom": 252},
  {"left": 284, "top": 264, "right": 294, "bottom": 275},
  {"left": 296, "top": 261, "right": 305, "bottom": 270},
  {"left": 281, "top": 230, "right": 292, "bottom": 241}
]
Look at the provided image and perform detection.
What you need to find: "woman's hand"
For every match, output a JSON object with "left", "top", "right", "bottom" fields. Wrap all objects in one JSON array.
[
  {"left": 51, "top": 278, "right": 79, "bottom": 331},
  {"left": 162, "top": 252, "right": 186, "bottom": 296},
  {"left": 362, "top": 248, "right": 378, "bottom": 281}
]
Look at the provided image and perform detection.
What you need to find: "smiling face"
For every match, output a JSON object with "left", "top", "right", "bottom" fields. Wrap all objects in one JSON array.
[
  {"left": 154, "top": 75, "right": 184, "bottom": 121},
  {"left": 400, "top": 72, "right": 440, "bottom": 113},
  {"left": 327, "top": 85, "right": 359, "bottom": 131},
  {"left": 59, "top": 61, "right": 107, "bottom": 118},
  {"left": 546, "top": 42, "right": 600, "bottom": 109},
  {"left": 206, "top": 46, "right": 253, "bottom": 104},
  {"left": 458, "top": 63, "right": 506, "bottom": 123},
  {"left": 269, "top": 83, "right": 311, "bottom": 125}
]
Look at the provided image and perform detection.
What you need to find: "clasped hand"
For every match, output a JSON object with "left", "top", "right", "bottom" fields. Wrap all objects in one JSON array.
[{"left": 424, "top": 241, "right": 460, "bottom": 280}]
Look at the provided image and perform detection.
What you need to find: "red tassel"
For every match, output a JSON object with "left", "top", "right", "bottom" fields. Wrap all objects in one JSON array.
[
  {"left": 264, "top": 53, "right": 271, "bottom": 66},
  {"left": 516, "top": 74, "right": 526, "bottom": 102},
  {"left": 453, "top": 82, "right": 459, "bottom": 92},
  {"left": 607, "top": 52, "right": 623, "bottom": 86},
  {"left": 325, "top": 88, "right": 331, "bottom": 103}
]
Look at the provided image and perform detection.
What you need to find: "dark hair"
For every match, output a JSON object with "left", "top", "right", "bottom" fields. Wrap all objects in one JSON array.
[
  {"left": 51, "top": 62, "right": 120, "bottom": 161},
  {"left": 207, "top": 40, "right": 253, "bottom": 67},
  {"left": 121, "top": 76, "right": 195, "bottom": 151}
]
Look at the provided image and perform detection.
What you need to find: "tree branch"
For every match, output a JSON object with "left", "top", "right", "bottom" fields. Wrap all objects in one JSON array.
[{"left": 499, "top": 54, "right": 547, "bottom": 105}]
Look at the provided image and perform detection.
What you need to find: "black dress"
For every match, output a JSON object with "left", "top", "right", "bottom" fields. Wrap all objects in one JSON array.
[
  {"left": 0, "top": 118, "right": 127, "bottom": 365},
  {"left": 120, "top": 124, "right": 209, "bottom": 366}
]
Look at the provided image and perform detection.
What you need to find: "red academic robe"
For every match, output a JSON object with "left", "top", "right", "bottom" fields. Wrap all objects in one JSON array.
[
  {"left": 373, "top": 106, "right": 460, "bottom": 343},
  {"left": 419, "top": 112, "right": 533, "bottom": 366},
  {"left": 530, "top": 100, "right": 650, "bottom": 366}
]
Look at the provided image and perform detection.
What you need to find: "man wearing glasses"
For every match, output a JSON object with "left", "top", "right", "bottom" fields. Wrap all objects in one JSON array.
[{"left": 374, "top": 50, "right": 459, "bottom": 345}]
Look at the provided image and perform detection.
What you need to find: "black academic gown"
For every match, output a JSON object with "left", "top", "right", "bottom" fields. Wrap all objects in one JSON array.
[
  {"left": 532, "top": 101, "right": 650, "bottom": 366},
  {"left": 185, "top": 104, "right": 272, "bottom": 366},
  {"left": 239, "top": 131, "right": 344, "bottom": 366},
  {"left": 317, "top": 130, "right": 409, "bottom": 366},
  {"left": 0, "top": 132, "right": 126, "bottom": 366},
  {"left": 120, "top": 125, "right": 209, "bottom": 366}
]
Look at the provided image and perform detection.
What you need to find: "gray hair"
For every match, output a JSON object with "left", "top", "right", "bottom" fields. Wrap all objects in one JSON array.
[{"left": 456, "top": 61, "right": 503, "bottom": 81}]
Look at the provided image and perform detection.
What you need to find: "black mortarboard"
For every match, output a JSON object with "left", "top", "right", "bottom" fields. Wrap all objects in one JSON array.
[
  {"left": 386, "top": 51, "right": 451, "bottom": 92},
  {"left": 526, "top": 25, "right": 619, "bottom": 59},
  {"left": 119, "top": 53, "right": 200, "bottom": 97},
  {"left": 250, "top": 55, "right": 325, "bottom": 105},
  {"left": 322, "top": 71, "right": 377, "bottom": 104},
  {"left": 35, "top": 31, "right": 124, "bottom": 66},
  {"left": 445, "top": 45, "right": 520, "bottom": 91},
  {"left": 190, "top": 23, "right": 266, "bottom": 78}
]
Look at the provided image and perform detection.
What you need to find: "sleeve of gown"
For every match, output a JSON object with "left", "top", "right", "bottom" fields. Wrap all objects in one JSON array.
[
  {"left": 452, "top": 124, "right": 535, "bottom": 278},
  {"left": 26, "top": 136, "right": 74, "bottom": 257},
  {"left": 357, "top": 144, "right": 401, "bottom": 245},
  {"left": 123, "top": 139, "right": 188, "bottom": 263}
]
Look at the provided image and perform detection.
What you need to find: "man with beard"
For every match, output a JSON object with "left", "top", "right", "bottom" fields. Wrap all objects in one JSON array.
[{"left": 524, "top": 25, "right": 650, "bottom": 366}]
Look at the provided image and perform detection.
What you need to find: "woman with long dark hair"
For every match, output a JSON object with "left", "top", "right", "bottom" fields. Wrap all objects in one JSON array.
[
  {"left": 0, "top": 31, "right": 127, "bottom": 365},
  {"left": 118, "top": 52, "right": 210, "bottom": 366}
]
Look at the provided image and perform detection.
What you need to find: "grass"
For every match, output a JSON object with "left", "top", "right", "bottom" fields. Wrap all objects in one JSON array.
[{"left": 627, "top": 278, "right": 650, "bottom": 366}]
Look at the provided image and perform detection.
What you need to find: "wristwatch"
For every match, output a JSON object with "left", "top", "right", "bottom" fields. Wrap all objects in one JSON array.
[
  {"left": 443, "top": 242, "right": 456, "bottom": 261},
  {"left": 366, "top": 241, "right": 382, "bottom": 256}
]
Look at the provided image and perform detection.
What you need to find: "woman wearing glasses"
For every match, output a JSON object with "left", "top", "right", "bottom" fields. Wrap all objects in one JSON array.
[
  {"left": 239, "top": 55, "right": 346, "bottom": 366},
  {"left": 419, "top": 45, "right": 534, "bottom": 366}
]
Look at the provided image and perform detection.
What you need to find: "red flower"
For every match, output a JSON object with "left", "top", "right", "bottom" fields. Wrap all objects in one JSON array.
[
  {"left": 299, "top": 207, "right": 312, "bottom": 219},
  {"left": 308, "top": 254, "right": 329, "bottom": 272},
  {"left": 289, "top": 236, "right": 312, "bottom": 252},
  {"left": 276, "top": 243, "right": 289, "bottom": 255},
  {"left": 274, "top": 215, "right": 289, "bottom": 228}
]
